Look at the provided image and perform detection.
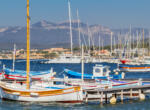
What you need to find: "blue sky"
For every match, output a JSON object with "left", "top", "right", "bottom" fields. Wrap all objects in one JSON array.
[{"left": 0, "top": 0, "right": 150, "bottom": 29}]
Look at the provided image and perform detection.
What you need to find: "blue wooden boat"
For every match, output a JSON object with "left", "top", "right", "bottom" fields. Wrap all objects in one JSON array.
[
  {"left": 2, "top": 67, "right": 56, "bottom": 80},
  {"left": 64, "top": 65, "right": 125, "bottom": 80},
  {"left": 4, "top": 68, "right": 52, "bottom": 76}
]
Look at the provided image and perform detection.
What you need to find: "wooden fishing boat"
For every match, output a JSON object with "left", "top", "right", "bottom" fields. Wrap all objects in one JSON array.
[
  {"left": 119, "top": 64, "right": 150, "bottom": 72},
  {"left": 0, "top": 81, "right": 83, "bottom": 102},
  {"left": 64, "top": 64, "right": 125, "bottom": 80},
  {"left": 1, "top": 68, "right": 56, "bottom": 80},
  {"left": 64, "top": 78, "right": 139, "bottom": 90},
  {"left": 0, "top": 0, "right": 83, "bottom": 103},
  {"left": 0, "top": 71, "right": 55, "bottom": 80}
]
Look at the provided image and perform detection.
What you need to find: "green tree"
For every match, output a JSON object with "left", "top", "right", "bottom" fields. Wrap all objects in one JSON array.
[{"left": 44, "top": 52, "right": 58, "bottom": 59}]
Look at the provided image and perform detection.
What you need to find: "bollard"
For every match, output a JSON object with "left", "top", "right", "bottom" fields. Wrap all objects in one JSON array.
[
  {"left": 85, "top": 91, "right": 88, "bottom": 103},
  {"left": 130, "top": 89, "right": 133, "bottom": 99},
  {"left": 121, "top": 90, "right": 123, "bottom": 103},
  {"left": 100, "top": 92, "right": 103, "bottom": 105},
  {"left": 105, "top": 93, "right": 108, "bottom": 104}
]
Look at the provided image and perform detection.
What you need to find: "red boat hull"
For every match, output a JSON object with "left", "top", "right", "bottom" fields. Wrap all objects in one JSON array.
[{"left": 0, "top": 72, "right": 54, "bottom": 80}]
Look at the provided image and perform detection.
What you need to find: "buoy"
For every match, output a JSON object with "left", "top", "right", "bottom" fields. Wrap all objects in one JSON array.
[
  {"left": 139, "top": 93, "right": 145, "bottom": 101},
  {"left": 121, "top": 72, "right": 125, "bottom": 79},
  {"left": 110, "top": 96, "right": 117, "bottom": 104},
  {"left": 115, "top": 72, "right": 118, "bottom": 75}
]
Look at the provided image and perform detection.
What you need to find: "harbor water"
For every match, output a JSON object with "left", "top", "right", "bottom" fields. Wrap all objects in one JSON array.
[{"left": 0, "top": 59, "right": 150, "bottom": 109}]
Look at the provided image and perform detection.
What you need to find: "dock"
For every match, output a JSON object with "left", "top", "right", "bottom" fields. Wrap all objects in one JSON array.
[
  {"left": 84, "top": 83, "right": 150, "bottom": 104},
  {"left": 2, "top": 78, "right": 150, "bottom": 104}
]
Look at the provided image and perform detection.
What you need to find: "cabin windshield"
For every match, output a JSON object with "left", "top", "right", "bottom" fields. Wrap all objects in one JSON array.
[
  {"left": 103, "top": 68, "right": 107, "bottom": 73},
  {"left": 95, "top": 68, "right": 101, "bottom": 73},
  {"left": 103, "top": 68, "right": 107, "bottom": 76}
]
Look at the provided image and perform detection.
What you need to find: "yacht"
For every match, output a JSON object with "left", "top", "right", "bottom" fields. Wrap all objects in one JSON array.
[{"left": 43, "top": 54, "right": 81, "bottom": 64}]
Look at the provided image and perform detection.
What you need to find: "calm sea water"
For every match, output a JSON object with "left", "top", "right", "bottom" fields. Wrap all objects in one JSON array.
[{"left": 0, "top": 59, "right": 150, "bottom": 110}]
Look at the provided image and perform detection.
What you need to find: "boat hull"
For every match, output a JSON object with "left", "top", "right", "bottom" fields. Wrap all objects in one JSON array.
[
  {"left": 119, "top": 65, "right": 150, "bottom": 72},
  {"left": 64, "top": 69, "right": 122, "bottom": 80},
  {"left": 0, "top": 72, "right": 55, "bottom": 80},
  {"left": 0, "top": 85, "right": 83, "bottom": 102}
]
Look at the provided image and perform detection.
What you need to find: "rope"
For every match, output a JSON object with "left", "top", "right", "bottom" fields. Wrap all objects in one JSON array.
[{"left": 58, "top": 70, "right": 65, "bottom": 75}]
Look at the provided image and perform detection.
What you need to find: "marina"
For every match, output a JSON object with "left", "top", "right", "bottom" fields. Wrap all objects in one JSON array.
[
  {"left": 0, "top": 61, "right": 150, "bottom": 109},
  {"left": 0, "top": 0, "right": 150, "bottom": 109}
]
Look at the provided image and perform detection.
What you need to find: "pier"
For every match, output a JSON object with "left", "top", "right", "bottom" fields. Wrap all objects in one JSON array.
[
  {"left": 2, "top": 78, "right": 150, "bottom": 104},
  {"left": 84, "top": 82, "right": 150, "bottom": 104}
]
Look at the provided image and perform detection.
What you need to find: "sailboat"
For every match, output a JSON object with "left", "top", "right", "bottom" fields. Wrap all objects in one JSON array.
[
  {"left": 43, "top": 54, "right": 81, "bottom": 64},
  {"left": 41, "top": 0, "right": 82, "bottom": 64},
  {"left": 0, "top": 44, "right": 56, "bottom": 80},
  {"left": 0, "top": 0, "right": 83, "bottom": 102},
  {"left": 118, "top": 29, "right": 150, "bottom": 72}
]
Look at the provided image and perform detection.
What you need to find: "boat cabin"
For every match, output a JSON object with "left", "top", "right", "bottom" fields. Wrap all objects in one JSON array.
[{"left": 93, "top": 65, "right": 110, "bottom": 77}]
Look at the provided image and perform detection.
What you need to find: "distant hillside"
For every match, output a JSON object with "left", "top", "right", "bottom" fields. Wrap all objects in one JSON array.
[{"left": 0, "top": 20, "right": 149, "bottom": 49}]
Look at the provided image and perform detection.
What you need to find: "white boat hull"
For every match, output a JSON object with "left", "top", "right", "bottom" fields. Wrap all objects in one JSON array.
[
  {"left": 0, "top": 83, "right": 83, "bottom": 102},
  {"left": 0, "top": 72, "right": 56, "bottom": 80},
  {"left": 0, "top": 88, "right": 83, "bottom": 102},
  {"left": 119, "top": 68, "right": 150, "bottom": 72},
  {"left": 44, "top": 61, "right": 81, "bottom": 64}
]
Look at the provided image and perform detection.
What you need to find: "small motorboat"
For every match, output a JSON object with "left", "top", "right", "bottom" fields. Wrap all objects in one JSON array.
[{"left": 64, "top": 64, "right": 125, "bottom": 80}]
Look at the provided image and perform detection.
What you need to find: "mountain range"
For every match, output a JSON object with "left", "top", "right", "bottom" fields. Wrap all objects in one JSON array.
[{"left": 0, "top": 20, "right": 149, "bottom": 49}]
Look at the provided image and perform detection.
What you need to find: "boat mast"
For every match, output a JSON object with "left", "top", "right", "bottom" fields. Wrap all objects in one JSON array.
[
  {"left": 12, "top": 44, "right": 16, "bottom": 72},
  {"left": 87, "top": 23, "right": 91, "bottom": 56},
  {"left": 110, "top": 32, "right": 113, "bottom": 56},
  {"left": 98, "top": 36, "right": 101, "bottom": 61},
  {"left": 149, "top": 31, "right": 150, "bottom": 55},
  {"left": 81, "top": 45, "right": 84, "bottom": 83},
  {"left": 82, "top": 34, "right": 88, "bottom": 51},
  {"left": 77, "top": 9, "right": 81, "bottom": 52},
  {"left": 136, "top": 31, "right": 139, "bottom": 59},
  {"left": 26, "top": 0, "right": 30, "bottom": 89},
  {"left": 143, "top": 29, "right": 144, "bottom": 58},
  {"left": 99, "top": 36, "right": 101, "bottom": 53},
  {"left": 119, "top": 34, "right": 122, "bottom": 58},
  {"left": 102, "top": 39, "right": 104, "bottom": 51},
  {"left": 114, "top": 37, "right": 116, "bottom": 56},
  {"left": 129, "top": 25, "right": 132, "bottom": 59},
  {"left": 68, "top": 0, "right": 73, "bottom": 55}
]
